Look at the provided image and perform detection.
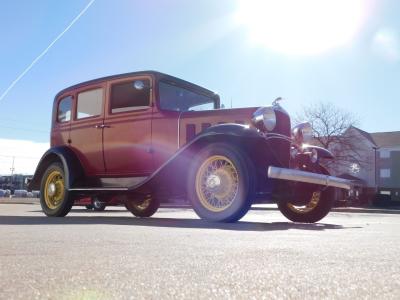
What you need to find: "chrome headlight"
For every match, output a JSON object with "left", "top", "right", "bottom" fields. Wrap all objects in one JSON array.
[
  {"left": 252, "top": 106, "right": 276, "bottom": 132},
  {"left": 292, "top": 122, "right": 313, "bottom": 144}
]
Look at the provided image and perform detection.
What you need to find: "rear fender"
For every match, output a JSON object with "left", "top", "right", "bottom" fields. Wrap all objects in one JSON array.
[{"left": 28, "top": 147, "right": 84, "bottom": 191}]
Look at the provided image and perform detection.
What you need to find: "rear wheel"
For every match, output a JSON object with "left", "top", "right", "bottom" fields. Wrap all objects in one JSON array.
[
  {"left": 40, "top": 162, "right": 73, "bottom": 217},
  {"left": 187, "top": 143, "right": 255, "bottom": 222},
  {"left": 125, "top": 195, "right": 160, "bottom": 217},
  {"left": 92, "top": 196, "right": 106, "bottom": 211}
]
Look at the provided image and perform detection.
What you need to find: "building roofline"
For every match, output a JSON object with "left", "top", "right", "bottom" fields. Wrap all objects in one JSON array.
[{"left": 347, "top": 125, "right": 377, "bottom": 146}]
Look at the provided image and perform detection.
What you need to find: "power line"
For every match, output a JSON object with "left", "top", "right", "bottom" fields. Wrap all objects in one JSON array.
[{"left": 0, "top": 0, "right": 96, "bottom": 102}]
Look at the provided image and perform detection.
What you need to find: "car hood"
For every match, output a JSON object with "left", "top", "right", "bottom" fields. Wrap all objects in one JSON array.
[{"left": 178, "top": 107, "right": 258, "bottom": 146}]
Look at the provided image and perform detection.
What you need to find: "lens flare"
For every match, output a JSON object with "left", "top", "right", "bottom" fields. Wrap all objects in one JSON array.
[{"left": 236, "top": 0, "right": 369, "bottom": 55}]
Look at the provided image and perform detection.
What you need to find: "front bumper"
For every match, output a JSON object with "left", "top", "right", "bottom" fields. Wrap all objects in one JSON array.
[{"left": 268, "top": 166, "right": 352, "bottom": 190}]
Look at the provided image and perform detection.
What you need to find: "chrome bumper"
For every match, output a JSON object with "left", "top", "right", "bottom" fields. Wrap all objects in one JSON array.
[{"left": 268, "top": 166, "right": 352, "bottom": 190}]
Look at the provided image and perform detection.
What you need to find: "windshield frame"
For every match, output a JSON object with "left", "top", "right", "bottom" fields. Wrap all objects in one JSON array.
[{"left": 156, "top": 79, "right": 220, "bottom": 112}]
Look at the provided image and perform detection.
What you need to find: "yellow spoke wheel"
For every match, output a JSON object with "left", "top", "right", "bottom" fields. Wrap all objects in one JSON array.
[
  {"left": 188, "top": 143, "right": 255, "bottom": 223},
  {"left": 195, "top": 155, "right": 239, "bottom": 213},
  {"left": 277, "top": 182, "right": 336, "bottom": 223},
  {"left": 40, "top": 162, "right": 73, "bottom": 217},
  {"left": 134, "top": 197, "right": 152, "bottom": 211},
  {"left": 44, "top": 170, "right": 65, "bottom": 210},
  {"left": 287, "top": 191, "right": 321, "bottom": 214}
]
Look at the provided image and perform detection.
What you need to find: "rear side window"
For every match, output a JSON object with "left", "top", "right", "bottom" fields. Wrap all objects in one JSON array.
[
  {"left": 77, "top": 88, "right": 103, "bottom": 119},
  {"left": 57, "top": 96, "right": 72, "bottom": 122},
  {"left": 110, "top": 79, "right": 150, "bottom": 113}
]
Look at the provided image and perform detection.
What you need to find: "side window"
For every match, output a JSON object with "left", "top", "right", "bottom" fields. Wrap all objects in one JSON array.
[
  {"left": 57, "top": 96, "right": 72, "bottom": 122},
  {"left": 77, "top": 88, "right": 103, "bottom": 119},
  {"left": 110, "top": 79, "right": 150, "bottom": 113}
]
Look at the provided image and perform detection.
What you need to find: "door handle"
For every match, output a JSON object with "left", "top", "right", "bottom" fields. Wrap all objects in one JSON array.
[{"left": 94, "top": 124, "right": 111, "bottom": 129}]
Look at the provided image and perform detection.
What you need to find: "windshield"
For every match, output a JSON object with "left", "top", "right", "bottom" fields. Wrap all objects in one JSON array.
[{"left": 159, "top": 81, "right": 217, "bottom": 112}]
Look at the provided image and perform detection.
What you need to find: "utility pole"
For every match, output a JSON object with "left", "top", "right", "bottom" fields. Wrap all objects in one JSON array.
[
  {"left": 10, "top": 156, "right": 15, "bottom": 176},
  {"left": 10, "top": 156, "right": 15, "bottom": 190}
]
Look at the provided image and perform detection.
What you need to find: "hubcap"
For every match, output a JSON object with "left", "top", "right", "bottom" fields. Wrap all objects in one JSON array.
[
  {"left": 206, "top": 174, "right": 221, "bottom": 189},
  {"left": 93, "top": 199, "right": 101, "bottom": 208},
  {"left": 195, "top": 155, "right": 239, "bottom": 212},
  {"left": 47, "top": 183, "right": 56, "bottom": 197},
  {"left": 44, "top": 170, "right": 65, "bottom": 209}
]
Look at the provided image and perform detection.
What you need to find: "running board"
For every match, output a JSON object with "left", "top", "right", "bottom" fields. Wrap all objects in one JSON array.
[
  {"left": 68, "top": 176, "right": 148, "bottom": 192},
  {"left": 268, "top": 166, "right": 352, "bottom": 190},
  {"left": 68, "top": 187, "right": 129, "bottom": 192}
]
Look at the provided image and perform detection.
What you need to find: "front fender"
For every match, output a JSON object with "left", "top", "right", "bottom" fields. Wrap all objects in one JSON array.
[
  {"left": 132, "top": 124, "right": 279, "bottom": 196},
  {"left": 28, "top": 146, "right": 84, "bottom": 191}
]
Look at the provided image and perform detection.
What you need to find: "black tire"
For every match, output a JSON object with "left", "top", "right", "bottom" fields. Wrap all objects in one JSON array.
[
  {"left": 187, "top": 143, "right": 255, "bottom": 223},
  {"left": 125, "top": 195, "right": 160, "bottom": 217},
  {"left": 40, "top": 162, "right": 73, "bottom": 217},
  {"left": 85, "top": 205, "right": 93, "bottom": 210},
  {"left": 92, "top": 197, "right": 106, "bottom": 211},
  {"left": 277, "top": 186, "right": 336, "bottom": 223}
]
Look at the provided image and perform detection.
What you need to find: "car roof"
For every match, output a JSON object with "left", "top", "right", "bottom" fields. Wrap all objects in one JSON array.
[{"left": 55, "top": 70, "right": 217, "bottom": 99}]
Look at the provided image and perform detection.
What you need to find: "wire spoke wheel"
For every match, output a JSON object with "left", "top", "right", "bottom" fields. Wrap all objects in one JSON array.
[
  {"left": 287, "top": 191, "right": 321, "bottom": 214},
  {"left": 134, "top": 196, "right": 152, "bottom": 211},
  {"left": 277, "top": 185, "right": 336, "bottom": 223},
  {"left": 188, "top": 143, "right": 255, "bottom": 222},
  {"left": 195, "top": 155, "right": 239, "bottom": 212}
]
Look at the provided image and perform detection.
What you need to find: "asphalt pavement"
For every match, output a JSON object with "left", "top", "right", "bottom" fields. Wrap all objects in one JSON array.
[{"left": 1, "top": 202, "right": 400, "bottom": 299}]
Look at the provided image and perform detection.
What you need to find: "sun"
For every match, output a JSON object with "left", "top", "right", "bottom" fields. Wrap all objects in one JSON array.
[{"left": 236, "top": 0, "right": 368, "bottom": 55}]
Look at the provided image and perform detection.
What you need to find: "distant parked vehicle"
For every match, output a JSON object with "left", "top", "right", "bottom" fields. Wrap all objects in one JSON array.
[
  {"left": 32, "top": 190, "right": 41, "bottom": 198},
  {"left": 0, "top": 190, "right": 6, "bottom": 197},
  {"left": 13, "top": 190, "right": 28, "bottom": 198}
]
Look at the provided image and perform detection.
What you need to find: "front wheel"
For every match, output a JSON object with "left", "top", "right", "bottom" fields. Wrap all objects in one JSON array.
[
  {"left": 187, "top": 143, "right": 255, "bottom": 223},
  {"left": 40, "top": 162, "right": 73, "bottom": 217},
  {"left": 277, "top": 186, "right": 336, "bottom": 223},
  {"left": 125, "top": 195, "right": 160, "bottom": 217}
]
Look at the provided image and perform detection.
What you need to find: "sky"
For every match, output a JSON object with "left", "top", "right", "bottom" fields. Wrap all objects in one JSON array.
[{"left": 0, "top": 0, "right": 399, "bottom": 174}]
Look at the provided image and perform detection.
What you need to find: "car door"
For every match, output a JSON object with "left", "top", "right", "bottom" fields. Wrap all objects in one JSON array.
[
  {"left": 102, "top": 76, "right": 154, "bottom": 176},
  {"left": 69, "top": 84, "right": 106, "bottom": 176}
]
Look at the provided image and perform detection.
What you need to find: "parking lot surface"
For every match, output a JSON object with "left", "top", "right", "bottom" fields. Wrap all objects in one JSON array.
[{"left": 1, "top": 202, "right": 400, "bottom": 299}]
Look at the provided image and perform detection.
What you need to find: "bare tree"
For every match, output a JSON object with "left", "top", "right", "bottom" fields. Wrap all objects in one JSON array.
[{"left": 296, "top": 102, "right": 371, "bottom": 175}]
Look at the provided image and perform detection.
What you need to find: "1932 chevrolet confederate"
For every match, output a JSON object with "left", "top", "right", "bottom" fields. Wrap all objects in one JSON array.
[{"left": 28, "top": 71, "right": 352, "bottom": 223}]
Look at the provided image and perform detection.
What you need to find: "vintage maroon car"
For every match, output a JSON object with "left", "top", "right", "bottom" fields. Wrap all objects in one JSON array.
[{"left": 28, "top": 71, "right": 352, "bottom": 222}]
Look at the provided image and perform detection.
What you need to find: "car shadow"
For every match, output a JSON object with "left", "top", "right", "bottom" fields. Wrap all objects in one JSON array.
[{"left": 0, "top": 214, "right": 361, "bottom": 232}]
